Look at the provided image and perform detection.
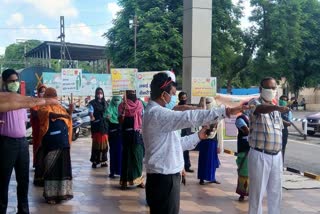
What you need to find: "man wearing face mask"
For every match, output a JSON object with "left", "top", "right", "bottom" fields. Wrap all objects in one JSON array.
[
  {"left": 247, "top": 77, "right": 290, "bottom": 214},
  {"left": 0, "top": 69, "right": 30, "bottom": 214},
  {"left": 142, "top": 72, "right": 248, "bottom": 214},
  {"left": 279, "top": 95, "right": 292, "bottom": 163}
]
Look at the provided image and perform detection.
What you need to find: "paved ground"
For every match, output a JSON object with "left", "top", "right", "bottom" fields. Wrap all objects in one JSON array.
[
  {"left": 6, "top": 136, "right": 320, "bottom": 213},
  {"left": 224, "top": 110, "right": 320, "bottom": 175}
]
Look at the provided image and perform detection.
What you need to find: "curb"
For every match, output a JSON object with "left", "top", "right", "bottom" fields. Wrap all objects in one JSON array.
[{"left": 223, "top": 149, "right": 320, "bottom": 181}]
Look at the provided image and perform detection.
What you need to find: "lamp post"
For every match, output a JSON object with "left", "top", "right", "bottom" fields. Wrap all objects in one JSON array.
[{"left": 129, "top": 15, "right": 138, "bottom": 66}]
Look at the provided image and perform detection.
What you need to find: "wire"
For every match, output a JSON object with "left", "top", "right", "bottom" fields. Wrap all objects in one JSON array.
[{"left": 0, "top": 23, "right": 112, "bottom": 30}]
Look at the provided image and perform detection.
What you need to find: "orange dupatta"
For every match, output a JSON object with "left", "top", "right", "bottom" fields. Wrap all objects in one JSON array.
[{"left": 37, "top": 104, "right": 73, "bottom": 145}]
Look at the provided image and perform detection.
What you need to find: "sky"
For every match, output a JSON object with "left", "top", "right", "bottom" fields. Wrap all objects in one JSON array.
[{"left": 0, "top": 0, "right": 252, "bottom": 55}]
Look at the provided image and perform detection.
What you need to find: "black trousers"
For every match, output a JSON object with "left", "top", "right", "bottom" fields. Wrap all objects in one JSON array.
[
  {"left": 0, "top": 136, "right": 29, "bottom": 214},
  {"left": 183, "top": 151, "right": 191, "bottom": 170},
  {"left": 146, "top": 173, "right": 181, "bottom": 214}
]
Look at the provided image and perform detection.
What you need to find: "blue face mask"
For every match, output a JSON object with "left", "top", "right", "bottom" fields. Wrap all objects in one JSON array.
[{"left": 165, "top": 92, "right": 177, "bottom": 110}]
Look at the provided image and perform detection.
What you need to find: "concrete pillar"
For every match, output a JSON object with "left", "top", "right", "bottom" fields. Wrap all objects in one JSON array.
[
  {"left": 48, "top": 45, "right": 51, "bottom": 68},
  {"left": 183, "top": 0, "right": 212, "bottom": 103}
]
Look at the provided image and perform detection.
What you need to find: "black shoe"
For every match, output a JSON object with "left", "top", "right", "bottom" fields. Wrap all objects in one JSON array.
[
  {"left": 185, "top": 168, "right": 194, "bottom": 173},
  {"left": 199, "top": 180, "right": 205, "bottom": 185},
  {"left": 92, "top": 163, "right": 97, "bottom": 168},
  {"left": 109, "top": 174, "right": 115, "bottom": 178},
  {"left": 238, "top": 196, "right": 245, "bottom": 202},
  {"left": 101, "top": 163, "right": 108, "bottom": 167}
]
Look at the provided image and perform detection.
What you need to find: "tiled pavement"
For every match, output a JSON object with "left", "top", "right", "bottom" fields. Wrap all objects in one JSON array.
[{"left": 6, "top": 137, "right": 320, "bottom": 213}]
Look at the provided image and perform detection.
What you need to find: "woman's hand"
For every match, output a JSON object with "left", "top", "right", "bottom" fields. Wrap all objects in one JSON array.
[{"left": 198, "top": 127, "right": 209, "bottom": 140}]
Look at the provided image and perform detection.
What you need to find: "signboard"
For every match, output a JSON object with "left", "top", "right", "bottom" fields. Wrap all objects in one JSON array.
[
  {"left": 136, "top": 71, "right": 159, "bottom": 97},
  {"left": 192, "top": 77, "right": 217, "bottom": 97},
  {"left": 43, "top": 72, "right": 112, "bottom": 96},
  {"left": 111, "top": 68, "right": 137, "bottom": 94},
  {"left": 61, "top": 69, "right": 82, "bottom": 95}
]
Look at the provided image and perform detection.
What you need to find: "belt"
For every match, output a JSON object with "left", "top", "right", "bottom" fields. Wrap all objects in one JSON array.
[{"left": 252, "top": 147, "right": 280, "bottom": 156}]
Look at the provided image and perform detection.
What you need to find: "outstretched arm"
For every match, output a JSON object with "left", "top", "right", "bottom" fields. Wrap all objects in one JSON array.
[{"left": 0, "top": 92, "right": 59, "bottom": 112}]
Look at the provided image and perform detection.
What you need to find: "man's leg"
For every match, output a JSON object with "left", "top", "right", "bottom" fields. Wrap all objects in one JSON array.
[
  {"left": 0, "top": 137, "right": 18, "bottom": 214},
  {"left": 183, "top": 151, "right": 192, "bottom": 172},
  {"left": 146, "top": 173, "right": 181, "bottom": 214},
  {"left": 266, "top": 152, "right": 283, "bottom": 214},
  {"left": 248, "top": 149, "right": 271, "bottom": 214},
  {"left": 15, "top": 138, "right": 29, "bottom": 214}
]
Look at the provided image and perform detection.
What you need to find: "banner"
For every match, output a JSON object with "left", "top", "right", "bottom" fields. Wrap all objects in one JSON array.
[
  {"left": 111, "top": 68, "right": 137, "bottom": 94},
  {"left": 81, "top": 73, "right": 112, "bottom": 97},
  {"left": 136, "top": 71, "right": 158, "bottom": 97},
  {"left": 214, "top": 93, "right": 259, "bottom": 107},
  {"left": 43, "top": 72, "right": 112, "bottom": 96},
  {"left": 192, "top": 77, "right": 217, "bottom": 97},
  {"left": 43, "top": 72, "right": 62, "bottom": 94},
  {"left": 61, "top": 69, "right": 82, "bottom": 95}
]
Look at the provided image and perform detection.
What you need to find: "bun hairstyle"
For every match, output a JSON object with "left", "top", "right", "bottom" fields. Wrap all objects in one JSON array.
[{"left": 150, "top": 72, "right": 177, "bottom": 100}]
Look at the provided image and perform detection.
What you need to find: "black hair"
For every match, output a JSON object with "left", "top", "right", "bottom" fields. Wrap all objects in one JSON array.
[
  {"left": 2, "top": 69, "right": 19, "bottom": 82},
  {"left": 95, "top": 87, "right": 105, "bottom": 99},
  {"left": 260, "top": 77, "right": 275, "bottom": 87},
  {"left": 178, "top": 91, "right": 187, "bottom": 100},
  {"left": 279, "top": 95, "right": 288, "bottom": 100},
  {"left": 150, "top": 72, "right": 177, "bottom": 100}
]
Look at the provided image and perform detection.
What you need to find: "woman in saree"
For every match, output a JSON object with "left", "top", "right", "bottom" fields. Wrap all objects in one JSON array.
[
  {"left": 31, "top": 84, "right": 47, "bottom": 186},
  {"left": 118, "top": 90, "right": 144, "bottom": 189},
  {"left": 37, "top": 88, "right": 73, "bottom": 204},
  {"left": 106, "top": 96, "right": 123, "bottom": 178},
  {"left": 88, "top": 87, "right": 109, "bottom": 168},
  {"left": 197, "top": 97, "right": 221, "bottom": 185},
  {"left": 235, "top": 110, "right": 250, "bottom": 201}
]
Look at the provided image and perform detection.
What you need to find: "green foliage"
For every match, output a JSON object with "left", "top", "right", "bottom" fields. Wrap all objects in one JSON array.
[
  {"left": 105, "top": 0, "right": 183, "bottom": 74},
  {"left": 2, "top": 40, "right": 41, "bottom": 70}
]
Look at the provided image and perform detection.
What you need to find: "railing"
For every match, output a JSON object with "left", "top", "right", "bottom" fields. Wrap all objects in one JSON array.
[{"left": 290, "top": 117, "right": 307, "bottom": 140}]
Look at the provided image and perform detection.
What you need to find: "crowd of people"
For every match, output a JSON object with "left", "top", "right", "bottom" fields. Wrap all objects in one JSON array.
[{"left": 0, "top": 68, "right": 291, "bottom": 214}]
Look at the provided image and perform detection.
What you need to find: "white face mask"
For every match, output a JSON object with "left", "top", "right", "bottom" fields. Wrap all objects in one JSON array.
[{"left": 261, "top": 88, "right": 277, "bottom": 102}]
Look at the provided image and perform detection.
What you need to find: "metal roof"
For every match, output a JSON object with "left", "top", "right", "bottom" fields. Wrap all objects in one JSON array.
[{"left": 25, "top": 41, "right": 107, "bottom": 61}]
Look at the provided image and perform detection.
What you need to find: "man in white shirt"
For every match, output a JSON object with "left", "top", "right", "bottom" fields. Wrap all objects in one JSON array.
[{"left": 142, "top": 72, "right": 247, "bottom": 214}]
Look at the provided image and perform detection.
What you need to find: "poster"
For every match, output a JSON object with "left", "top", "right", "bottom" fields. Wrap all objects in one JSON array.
[
  {"left": 136, "top": 71, "right": 159, "bottom": 97},
  {"left": 192, "top": 77, "right": 217, "bottom": 97},
  {"left": 61, "top": 69, "right": 82, "bottom": 95},
  {"left": 43, "top": 72, "right": 112, "bottom": 96},
  {"left": 111, "top": 68, "right": 137, "bottom": 94},
  {"left": 42, "top": 72, "right": 62, "bottom": 94}
]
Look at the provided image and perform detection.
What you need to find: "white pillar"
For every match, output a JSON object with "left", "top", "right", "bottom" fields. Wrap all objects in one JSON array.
[{"left": 183, "top": 0, "right": 212, "bottom": 103}]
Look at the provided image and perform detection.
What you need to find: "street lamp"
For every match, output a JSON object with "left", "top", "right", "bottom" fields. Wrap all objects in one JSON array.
[{"left": 129, "top": 15, "right": 138, "bottom": 66}]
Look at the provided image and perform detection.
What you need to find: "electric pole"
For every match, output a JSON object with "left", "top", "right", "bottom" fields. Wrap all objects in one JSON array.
[{"left": 58, "top": 16, "right": 66, "bottom": 69}]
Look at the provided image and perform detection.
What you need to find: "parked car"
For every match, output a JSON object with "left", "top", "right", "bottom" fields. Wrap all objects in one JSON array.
[{"left": 306, "top": 112, "right": 320, "bottom": 135}]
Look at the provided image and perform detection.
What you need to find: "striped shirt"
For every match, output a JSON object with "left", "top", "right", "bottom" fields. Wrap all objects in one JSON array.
[{"left": 248, "top": 98, "right": 283, "bottom": 153}]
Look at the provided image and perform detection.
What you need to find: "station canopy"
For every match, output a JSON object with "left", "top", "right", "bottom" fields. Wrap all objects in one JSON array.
[{"left": 25, "top": 41, "right": 107, "bottom": 61}]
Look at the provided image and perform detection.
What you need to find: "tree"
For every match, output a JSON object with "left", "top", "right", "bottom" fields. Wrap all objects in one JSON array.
[
  {"left": 105, "top": 0, "right": 183, "bottom": 75},
  {"left": 249, "top": 0, "right": 320, "bottom": 96},
  {"left": 3, "top": 40, "right": 41, "bottom": 70},
  {"left": 211, "top": 0, "right": 255, "bottom": 93}
]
